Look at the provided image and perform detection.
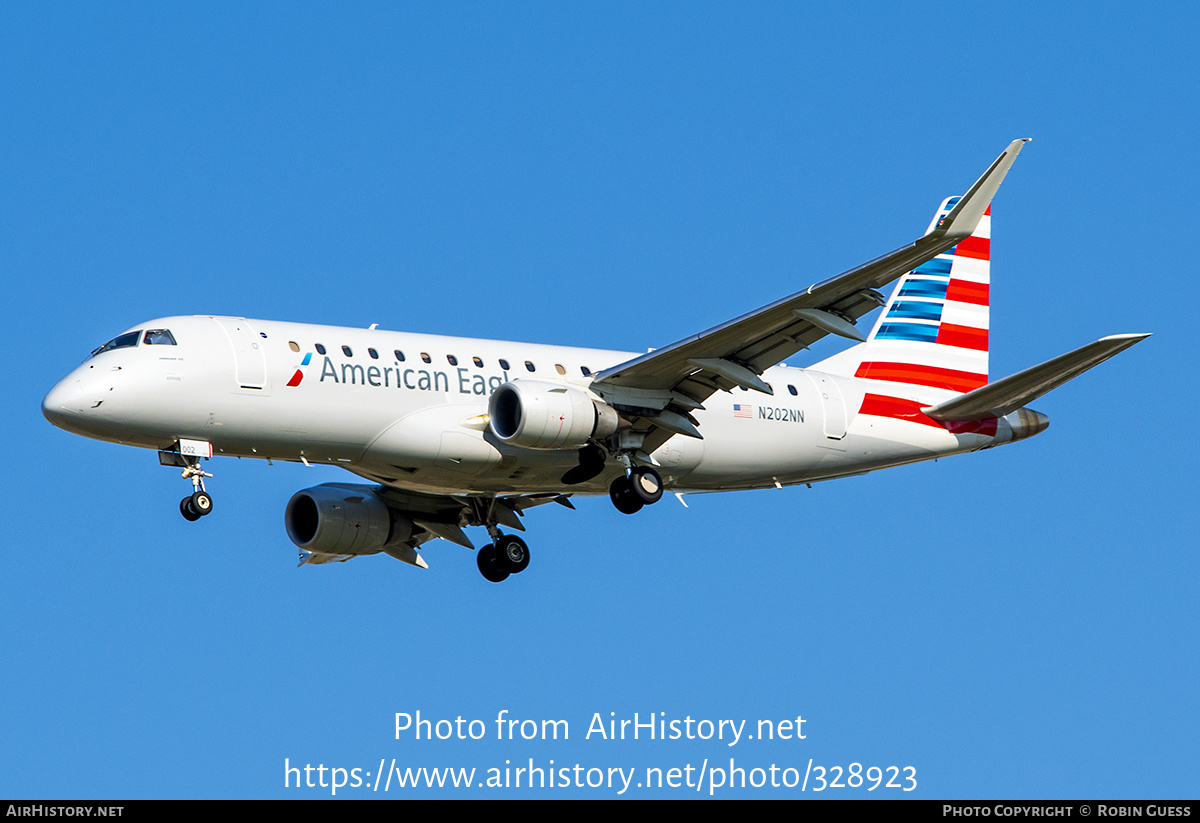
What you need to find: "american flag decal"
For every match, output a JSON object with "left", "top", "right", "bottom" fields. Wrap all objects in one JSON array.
[{"left": 733, "top": 403, "right": 753, "bottom": 419}]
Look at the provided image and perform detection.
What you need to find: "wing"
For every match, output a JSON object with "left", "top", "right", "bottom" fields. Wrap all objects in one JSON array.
[
  {"left": 369, "top": 480, "right": 572, "bottom": 548},
  {"left": 298, "top": 478, "right": 574, "bottom": 565},
  {"left": 591, "top": 139, "right": 1030, "bottom": 448}
]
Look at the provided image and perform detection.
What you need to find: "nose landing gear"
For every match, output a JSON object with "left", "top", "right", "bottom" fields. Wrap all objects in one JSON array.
[
  {"left": 178, "top": 461, "right": 214, "bottom": 521},
  {"left": 179, "top": 492, "right": 212, "bottom": 521},
  {"left": 160, "top": 440, "right": 216, "bottom": 523}
]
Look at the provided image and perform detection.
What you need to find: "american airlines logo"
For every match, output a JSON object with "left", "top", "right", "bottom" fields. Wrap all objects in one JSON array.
[
  {"left": 286, "top": 353, "right": 312, "bottom": 387},
  {"left": 288, "top": 354, "right": 510, "bottom": 397}
]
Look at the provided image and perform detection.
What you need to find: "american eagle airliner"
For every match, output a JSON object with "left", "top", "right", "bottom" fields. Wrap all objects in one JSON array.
[{"left": 42, "top": 140, "right": 1148, "bottom": 582}]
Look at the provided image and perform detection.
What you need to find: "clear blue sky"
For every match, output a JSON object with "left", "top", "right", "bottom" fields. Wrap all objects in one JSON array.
[{"left": 3, "top": 2, "right": 1195, "bottom": 798}]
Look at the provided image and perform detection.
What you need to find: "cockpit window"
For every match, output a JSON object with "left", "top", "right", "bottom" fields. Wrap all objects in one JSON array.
[
  {"left": 91, "top": 331, "right": 141, "bottom": 357},
  {"left": 143, "top": 329, "right": 176, "bottom": 346}
]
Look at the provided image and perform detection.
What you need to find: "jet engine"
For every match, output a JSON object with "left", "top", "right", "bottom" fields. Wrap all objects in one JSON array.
[
  {"left": 487, "top": 380, "right": 621, "bottom": 449},
  {"left": 285, "top": 484, "right": 414, "bottom": 556}
]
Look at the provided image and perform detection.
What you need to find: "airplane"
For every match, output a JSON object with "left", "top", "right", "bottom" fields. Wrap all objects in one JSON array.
[{"left": 41, "top": 139, "right": 1149, "bottom": 582}]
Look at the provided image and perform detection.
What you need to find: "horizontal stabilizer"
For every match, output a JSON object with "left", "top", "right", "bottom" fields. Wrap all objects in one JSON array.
[{"left": 922, "top": 333, "right": 1150, "bottom": 422}]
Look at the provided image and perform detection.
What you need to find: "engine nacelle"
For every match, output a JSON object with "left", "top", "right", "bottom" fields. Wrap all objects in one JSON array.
[
  {"left": 488, "top": 380, "right": 621, "bottom": 449},
  {"left": 284, "top": 484, "right": 414, "bottom": 556}
]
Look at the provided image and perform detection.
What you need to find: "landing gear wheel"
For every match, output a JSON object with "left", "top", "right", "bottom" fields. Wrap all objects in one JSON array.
[
  {"left": 609, "top": 476, "right": 644, "bottom": 515},
  {"left": 180, "top": 496, "right": 202, "bottom": 522},
  {"left": 628, "top": 466, "right": 664, "bottom": 505},
  {"left": 476, "top": 544, "right": 511, "bottom": 583},
  {"left": 190, "top": 490, "right": 214, "bottom": 517},
  {"left": 497, "top": 534, "right": 530, "bottom": 574}
]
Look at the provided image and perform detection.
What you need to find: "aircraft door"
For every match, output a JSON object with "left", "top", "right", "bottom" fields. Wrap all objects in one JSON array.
[
  {"left": 805, "top": 371, "right": 848, "bottom": 442},
  {"left": 211, "top": 317, "right": 268, "bottom": 391}
]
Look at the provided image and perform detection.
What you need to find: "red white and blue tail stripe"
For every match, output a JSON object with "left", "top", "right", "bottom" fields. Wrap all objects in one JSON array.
[{"left": 853, "top": 197, "right": 991, "bottom": 394}]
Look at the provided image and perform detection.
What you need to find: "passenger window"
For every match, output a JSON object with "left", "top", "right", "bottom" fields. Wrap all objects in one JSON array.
[
  {"left": 421, "top": 352, "right": 431, "bottom": 363},
  {"left": 288, "top": 341, "right": 300, "bottom": 353},
  {"left": 788, "top": 384, "right": 798, "bottom": 396},
  {"left": 368, "top": 348, "right": 379, "bottom": 359},
  {"left": 394, "top": 350, "right": 405, "bottom": 362},
  {"left": 143, "top": 329, "right": 176, "bottom": 345},
  {"left": 499, "top": 359, "right": 510, "bottom": 371},
  {"left": 555, "top": 364, "right": 566, "bottom": 375},
  {"left": 447, "top": 354, "right": 458, "bottom": 366},
  {"left": 473, "top": 356, "right": 484, "bottom": 368},
  {"left": 525, "top": 361, "right": 536, "bottom": 372},
  {"left": 342, "top": 345, "right": 353, "bottom": 357},
  {"left": 315, "top": 344, "right": 327, "bottom": 355}
]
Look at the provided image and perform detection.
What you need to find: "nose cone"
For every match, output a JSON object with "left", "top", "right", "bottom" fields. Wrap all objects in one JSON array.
[{"left": 42, "top": 374, "right": 102, "bottom": 435}]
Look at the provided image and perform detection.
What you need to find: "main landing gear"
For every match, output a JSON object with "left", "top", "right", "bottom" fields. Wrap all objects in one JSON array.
[
  {"left": 476, "top": 533, "right": 530, "bottom": 583},
  {"left": 178, "top": 460, "right": 214, "bottom": 522},
  {"left": 467, "top": 497, "right": 534, "bottom": 583},
  {"left": 609, "top": 464, "right": 663, "bottom": 515},
  {"left": 462, "top": 453, "right": 668, "bottom": 582}
]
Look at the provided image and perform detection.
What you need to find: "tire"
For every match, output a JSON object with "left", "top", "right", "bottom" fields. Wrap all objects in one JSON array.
[
  {"left": 190, "top": 491, "right": 214, "bottom": 516},
  {"left": 609, "top": 476, "right": 644, "bottom": 515},
  {"left": 629, "top": 466, "right": 664, "bottom": 505},
  {"left": 497, "top": 534, "right": 530, "bottom": 573},
  {"left": 180, "top": 497, "right": 201, "bottom": 522},
  {"left": 476, "top": 544, "right": 510, "bottom": 583}
]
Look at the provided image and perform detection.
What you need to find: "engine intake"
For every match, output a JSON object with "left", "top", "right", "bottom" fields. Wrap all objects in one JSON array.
[
  {"left": 488, "top": 380, "right": 620, "bottom": 450},
  {"left": 285, "top": 484, "right": 414, "bottom": 556}
]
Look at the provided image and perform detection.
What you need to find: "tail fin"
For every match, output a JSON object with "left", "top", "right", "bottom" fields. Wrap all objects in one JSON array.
[{"left": 813, "top": 197, "right": 991, "bottom": 397}]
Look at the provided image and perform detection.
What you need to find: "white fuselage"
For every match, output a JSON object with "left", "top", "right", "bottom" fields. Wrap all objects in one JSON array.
[{"left": 42, "top": 315, "right": 1038, "bottom": 499}]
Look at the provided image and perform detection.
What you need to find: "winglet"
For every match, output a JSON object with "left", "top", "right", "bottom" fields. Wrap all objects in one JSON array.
[{"left": 929, "top": 138, "right": 1031, "bottom": 241}]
